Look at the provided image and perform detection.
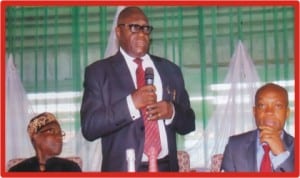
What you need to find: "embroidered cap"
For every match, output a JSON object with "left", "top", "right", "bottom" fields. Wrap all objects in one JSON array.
[{"left": 27, "top": 112, "right": 58, "bottom": 137}]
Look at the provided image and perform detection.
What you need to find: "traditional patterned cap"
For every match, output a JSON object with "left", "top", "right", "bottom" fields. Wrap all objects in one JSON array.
[{"left": 27, "top": 112, "right": 58, "bottom": 137}]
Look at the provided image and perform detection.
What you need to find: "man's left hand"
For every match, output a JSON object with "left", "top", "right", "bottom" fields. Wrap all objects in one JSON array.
[{"left": 145, "top": 101, "right": 173, "bottom": 120}]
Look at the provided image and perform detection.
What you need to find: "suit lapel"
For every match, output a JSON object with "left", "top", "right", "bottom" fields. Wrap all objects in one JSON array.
[
  {"left": 151, "top": 56, "right": 170, "bottom": 100},
  {"left": 110, "top": 51, "right": 135, "bottom": 93},
  {"left": 246, "top": 131, "right": 258, "bottom": 171},
  {"left": 283, "top": 130, "right": 294, "bottom": 147}
]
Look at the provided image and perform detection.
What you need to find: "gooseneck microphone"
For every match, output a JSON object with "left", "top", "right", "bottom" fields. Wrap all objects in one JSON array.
[{"left": 145, "top": 67, "right": 154, "bottom": 85}]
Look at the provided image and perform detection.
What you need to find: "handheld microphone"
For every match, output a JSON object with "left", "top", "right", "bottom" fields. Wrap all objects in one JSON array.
[
  {"left": 145, "top": 67, "right": 154, "bottom": 85},
  {"left": 145, "top": 68, "right": 155, "bottom": 115}
]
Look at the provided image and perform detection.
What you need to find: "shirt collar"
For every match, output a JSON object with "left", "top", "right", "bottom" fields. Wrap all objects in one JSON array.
[{"left": 119, "top": 47, "right": 149, "bottom": 62}]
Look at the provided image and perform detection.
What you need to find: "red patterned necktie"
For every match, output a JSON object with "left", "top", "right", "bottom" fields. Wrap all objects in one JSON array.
[
  {"left": 133, "top": 58, "right": 161, "bottom": 166},
  {"left": 260, "top": 144, "right": 272, "bottom": 172}
]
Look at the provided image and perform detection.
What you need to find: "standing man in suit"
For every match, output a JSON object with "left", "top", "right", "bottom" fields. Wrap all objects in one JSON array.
[
  {"left": 80, "top": 6, "right": 195, "bottom": 172},
  {"left": 221, "top": 83, "right": 294, "bottom": 172}
]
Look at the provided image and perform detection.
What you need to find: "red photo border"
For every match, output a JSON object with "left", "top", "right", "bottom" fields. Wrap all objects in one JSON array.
[{"left": 1, "top": 0, "right": 299, "bottom": 178}]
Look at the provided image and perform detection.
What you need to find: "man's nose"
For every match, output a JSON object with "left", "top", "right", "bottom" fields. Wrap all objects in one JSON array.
[
  {"left": 265, "top": 105, "right": 275, "bottom": 113},
  {"left": 137, "top": 30, "right": 147, "bottom": 36}
]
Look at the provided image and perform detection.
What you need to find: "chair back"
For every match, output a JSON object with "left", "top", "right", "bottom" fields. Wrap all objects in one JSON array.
[
  {"left": 177, "top": 150, "right": 190, "bottom": 172},
  {"left": 210, "top": 154, "right": 223, "bottom": 172}
]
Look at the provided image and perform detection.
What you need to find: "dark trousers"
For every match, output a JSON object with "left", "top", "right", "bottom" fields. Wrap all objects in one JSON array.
[{"left": 138, "top": 155, "right": 170, "bottom": 172}]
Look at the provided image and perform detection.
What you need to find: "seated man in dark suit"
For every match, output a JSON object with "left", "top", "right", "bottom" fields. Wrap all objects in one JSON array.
[
  {"left": 221, "top": 83, "right": 294, "bottom": 172},
  {"left": 8, "top": 112, "right": 81, "bottom": 172}
]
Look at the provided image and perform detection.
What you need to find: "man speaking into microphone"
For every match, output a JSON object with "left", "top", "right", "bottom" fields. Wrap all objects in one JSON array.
[{"left": 80, "top": 6, "right": 195, "bottom": 172}]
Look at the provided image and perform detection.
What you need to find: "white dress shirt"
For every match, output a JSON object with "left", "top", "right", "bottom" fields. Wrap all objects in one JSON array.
[{"left": 120, "top": 48, "right": 172, "bottom": 161}]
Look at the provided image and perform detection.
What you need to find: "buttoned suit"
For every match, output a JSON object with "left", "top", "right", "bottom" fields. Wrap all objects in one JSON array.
[{"left": 80, "top": 51, "right": 195, "bottom": 171}]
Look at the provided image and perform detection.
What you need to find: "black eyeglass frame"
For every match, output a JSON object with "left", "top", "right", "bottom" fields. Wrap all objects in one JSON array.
[{"left": 118, "top": 23, "right": 154, "bottom": 34}]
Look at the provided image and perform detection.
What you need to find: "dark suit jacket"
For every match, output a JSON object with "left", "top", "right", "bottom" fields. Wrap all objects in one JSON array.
[
  {"left": 8, "top": 156, "right": 81, "bottom": 172},
  {"left": 80, "top": 51, "right": 195, "bottom": 172},
  {"left": 221, "top": 129, "right": 294, "bottom": 172}
]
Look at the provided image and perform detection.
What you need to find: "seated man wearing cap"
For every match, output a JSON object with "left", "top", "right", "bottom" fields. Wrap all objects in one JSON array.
[{"left": 8, "top": 112, "right": 81, "bottom": 172}]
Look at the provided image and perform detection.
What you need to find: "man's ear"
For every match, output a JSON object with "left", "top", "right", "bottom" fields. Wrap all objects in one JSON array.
[
  {"left": 115, "top": 26, "right": 120, "bottom": 40},
  {"left": 252, "top": 106, "right": 256, "bottom": 116},
  {"left": 285, "top": 107, "right": 290, "bottom": 121},
  {"left": 29, "top": 136, "right": 37, "bottom": 149},
  {"left": 31, "top": 134, "right": 41, "bottom": 147}
]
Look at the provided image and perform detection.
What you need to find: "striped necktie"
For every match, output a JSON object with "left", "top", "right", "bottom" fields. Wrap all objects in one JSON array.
[{"left": 134, "top": 58, "right": 161, "bottom": 170}]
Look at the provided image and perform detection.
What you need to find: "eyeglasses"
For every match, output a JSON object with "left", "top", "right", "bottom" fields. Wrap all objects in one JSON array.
[
  {"left": 118, "top": 24, "right": 153, "bottom": 34},
  {"left": 38, "top": 128, "right": 66, "bottom": 138}
]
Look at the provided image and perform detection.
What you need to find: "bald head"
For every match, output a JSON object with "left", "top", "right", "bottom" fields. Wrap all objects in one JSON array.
[
  {"left": 255, "top": 83, "right": 289, "bottom": 107},
  {"left": 117, "top": 7, "right": 148, "bottom": 24}
]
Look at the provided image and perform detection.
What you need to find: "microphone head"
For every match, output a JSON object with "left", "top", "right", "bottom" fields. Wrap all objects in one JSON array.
[
  {"left": 126, "top": 148, "right": 135, "bottom": 160},
  {"left": 145, "top": 67, "right": 154, "bottom": 85}
]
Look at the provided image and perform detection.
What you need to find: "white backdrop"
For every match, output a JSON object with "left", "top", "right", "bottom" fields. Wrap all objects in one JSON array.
[
  {"left": 6, "top": 54, "right": 35, "bottom": 164},
  {"left": 187, "top": 40, "right": 260, "bottom": 169}
]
